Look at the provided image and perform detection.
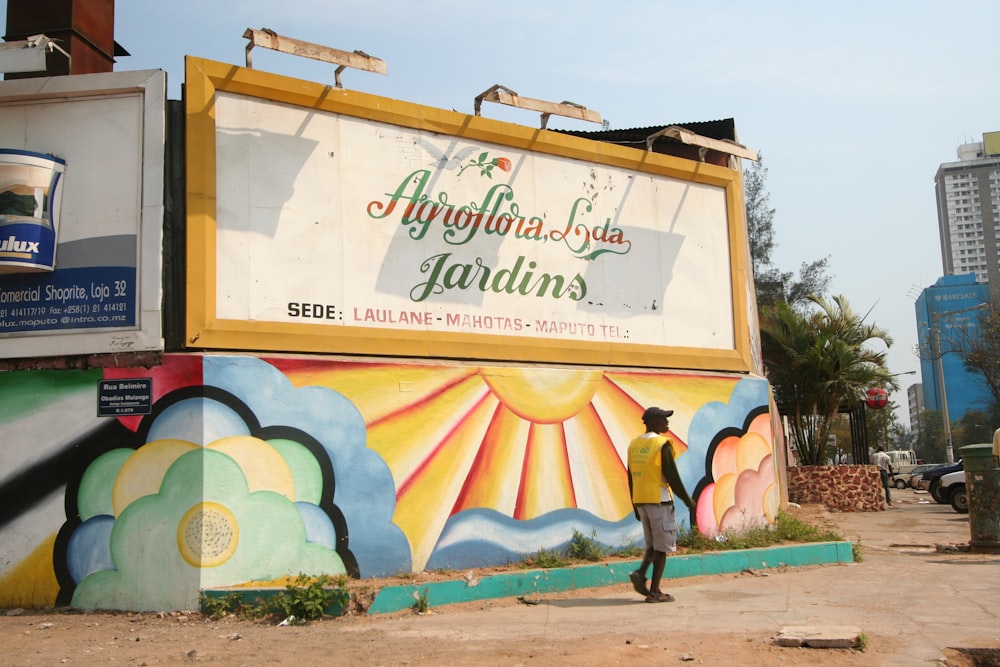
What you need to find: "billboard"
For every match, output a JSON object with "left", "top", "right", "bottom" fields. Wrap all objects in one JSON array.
[
  {"left": 186, "top": 57, "right": 754, "bottom": 371},
  {"left": 985, "top": 131, "right": 1000, "bottom": 157},
  {"left": 0, "top": 69, "right": 165, "bottom": 356}
]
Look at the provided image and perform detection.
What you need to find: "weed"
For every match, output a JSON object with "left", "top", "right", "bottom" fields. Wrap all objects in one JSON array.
[
  {"left": 520, "top": 548, "right": 569, "bottom": 569},
  {"left": 769, "top": 511, "right": 842, "bottom": 543},
  {"left": 238, "top": 597, "right": 269, "bottom": 621},
  {"left": 199, "top": 591, "right": 244, "bottom": 620},
  {"left": 677, "top": 511, "right": 844, "bottom": 553},
  {"left": 852, "top": 542, "right": 864, "bottom": 562},
  {"left": 199, "top": 591, "right": 273, "bottom": 620},
  {"left": 857, "top": 632, "right": 869, "bottom": 651},
  {"left": 268, "top": 573, "right": 350, "bottom": 621},
  {"left": 609, "top": 539, "right": 644, "bottom": 558},
  {"left": 567, "top": 529, "right": 606, "bottom": 561},
  {"left": 412, "top": 588, "right": 430, "bottom": 613}
]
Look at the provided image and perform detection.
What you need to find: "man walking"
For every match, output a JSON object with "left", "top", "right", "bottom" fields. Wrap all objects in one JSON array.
[
  {"left": 873, "top": 446, "right": 893, "bottom": 506},
  {"left": 627, "top": 407, "right": 696, "bottom": 603}
]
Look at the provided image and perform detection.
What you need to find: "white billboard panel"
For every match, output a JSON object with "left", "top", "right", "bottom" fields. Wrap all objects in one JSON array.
[{"left": 214, "top": 92, "right": 733, "bottom": 350}]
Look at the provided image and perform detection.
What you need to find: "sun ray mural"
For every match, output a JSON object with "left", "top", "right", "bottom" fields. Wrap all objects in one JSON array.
[{"left": 273, "top": 357, "right": 777, "bottom": 572}]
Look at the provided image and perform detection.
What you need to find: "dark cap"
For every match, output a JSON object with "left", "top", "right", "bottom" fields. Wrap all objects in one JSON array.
[{"left": 642, "top": 407, "right": 673, "bottom": 423}]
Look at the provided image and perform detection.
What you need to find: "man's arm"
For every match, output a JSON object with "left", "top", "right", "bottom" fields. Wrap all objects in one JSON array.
[{"left": 660, "top": 442, "right": 695, "bottom": 510}]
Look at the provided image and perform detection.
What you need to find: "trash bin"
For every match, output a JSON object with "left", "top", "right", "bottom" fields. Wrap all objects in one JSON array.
[{"left": 959, "top": 443, "right": 1000, "bottom": 552}]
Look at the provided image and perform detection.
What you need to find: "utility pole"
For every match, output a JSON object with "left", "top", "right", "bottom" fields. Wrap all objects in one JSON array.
[{"left": 933, "top": 323, "right": 954, "bottom": 463}]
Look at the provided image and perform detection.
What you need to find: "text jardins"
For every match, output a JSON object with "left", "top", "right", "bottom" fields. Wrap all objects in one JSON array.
[{"left": 366, "top": 169, "right": 631, "bottom": 303}]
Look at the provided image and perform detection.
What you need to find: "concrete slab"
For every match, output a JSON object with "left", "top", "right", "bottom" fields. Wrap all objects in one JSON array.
[{"left": 775, "top": 625, "right": 862, "bottom": 649}]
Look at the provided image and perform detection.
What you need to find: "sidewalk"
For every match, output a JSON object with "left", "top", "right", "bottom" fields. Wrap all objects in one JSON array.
[
  {"left": 351, "top": 487, "right": 1000, "bottom": 666},
  {"left": 5, "top": 487, "right": 999, "bottom": 666}
]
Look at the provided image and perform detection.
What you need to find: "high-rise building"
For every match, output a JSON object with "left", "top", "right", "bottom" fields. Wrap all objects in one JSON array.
[
  {"left": 914, "top": 274, "right": 991, "bottom": 422},
  {"left": 934, "top": 131, "right": 1000, "bottom": 291}
]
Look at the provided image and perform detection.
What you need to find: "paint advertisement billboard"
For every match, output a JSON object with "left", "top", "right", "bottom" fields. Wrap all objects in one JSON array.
[
  {"left": 186, "top": 57, "right": 753, "bottom": 371},
  {"left": 0, "top": 70, "right": 165, "bottom": 357}
]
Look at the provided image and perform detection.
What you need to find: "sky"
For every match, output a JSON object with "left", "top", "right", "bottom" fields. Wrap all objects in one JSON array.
[{"left": 6, "top": 0, "right": 1000, "bottom": 427}]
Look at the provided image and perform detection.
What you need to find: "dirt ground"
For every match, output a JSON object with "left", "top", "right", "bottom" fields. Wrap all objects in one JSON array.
[
  {"left": 1, "top": 598, "right": 888, "bottom": 667},
  {"left": 0, "top": 503, "right": 984, "bottom": 666}
]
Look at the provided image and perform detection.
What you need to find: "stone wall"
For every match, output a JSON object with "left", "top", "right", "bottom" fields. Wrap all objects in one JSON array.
[{"left": 786, "top": 465, "right": 885, "bottom": 512}]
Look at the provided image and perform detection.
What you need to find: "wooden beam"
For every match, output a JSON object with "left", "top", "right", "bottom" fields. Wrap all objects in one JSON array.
[
  {"left": 475, "top": 85, "right": 601, "bottom": 128},
  {"left": 647, "top": 125, "right": 759, "bottom": 162},
  {"left": 242, "top": 28, "right": 386, "bottom": 86}
]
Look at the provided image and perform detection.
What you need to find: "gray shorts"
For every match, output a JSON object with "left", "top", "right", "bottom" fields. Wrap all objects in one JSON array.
[{"left": 637, "top": 502, "right": 678, "bottom": 553}]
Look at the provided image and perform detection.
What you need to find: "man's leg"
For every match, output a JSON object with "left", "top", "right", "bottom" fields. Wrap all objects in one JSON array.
[
  {"left": 648, "top": 550, "right": 666, "bottom": 594},
  {"left": 637, "top": 546, "right": 653, "bottom": 576},
  {"left": 629, "top": 507, "right": 653, "bottom": 596},
  {"left": 643, "top": 504, "right": 676, "bottom": 602}
]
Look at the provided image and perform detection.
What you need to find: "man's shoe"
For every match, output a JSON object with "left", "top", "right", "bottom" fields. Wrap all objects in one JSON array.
[
  {"left": 629, "top": 570, "right": 649, "bottom": 597},
  {"left": 645, "top": 591, "right": 674, "bottom": 603}
]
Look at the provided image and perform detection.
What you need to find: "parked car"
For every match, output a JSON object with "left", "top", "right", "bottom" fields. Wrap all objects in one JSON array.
[
  {"left": 920, "top": 460, "right": 964, "bottom": 504},
  {"left": 938, "top": 470, "right": 968, "bottom": 513},
  {"left": 901, "top": 463, "right": 947, "bottom": 490}
]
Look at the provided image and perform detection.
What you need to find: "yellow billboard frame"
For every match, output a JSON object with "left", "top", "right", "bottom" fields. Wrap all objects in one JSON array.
[{"left": 185, "top": 56, "right": 755, "bottom": 372}]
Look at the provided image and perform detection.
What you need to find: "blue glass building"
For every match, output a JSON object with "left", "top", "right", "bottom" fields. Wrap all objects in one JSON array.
[{"left": 915, "top": 274, "right": 992, "bottom": 420}]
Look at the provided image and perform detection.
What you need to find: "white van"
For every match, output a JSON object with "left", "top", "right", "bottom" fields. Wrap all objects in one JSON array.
[{"left": 885, "top": 450, "right": 918, "bottom": 476}]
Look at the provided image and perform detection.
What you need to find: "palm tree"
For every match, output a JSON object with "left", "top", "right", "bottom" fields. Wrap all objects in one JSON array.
[{"left": 760, "top": 295, "right": 897, "bottom": 465}]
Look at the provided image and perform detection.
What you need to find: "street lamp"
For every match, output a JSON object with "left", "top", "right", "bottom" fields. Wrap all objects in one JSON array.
[{"left": 931, "top": 304, "right": 988, "bottom": 464}]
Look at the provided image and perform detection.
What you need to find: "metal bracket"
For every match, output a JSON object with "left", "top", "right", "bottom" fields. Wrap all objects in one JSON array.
[
  {"left": 242, "top": 28, "right": 387, "bottom": 88},
  {"left": 0, "top": 33, "right": 71, "bottom": 74},
  {"left": 474, "top": 84, "right": 602, "bottom": 129},
  {"left": 645, "top": 125, "right": 759, "bottom": 162}
]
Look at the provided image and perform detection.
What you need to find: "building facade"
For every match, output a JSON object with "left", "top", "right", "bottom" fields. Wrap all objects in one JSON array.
[
  {"left": 934, "top": 132, "right": 1000, "bottom": 291},
  {"left": 914, "top": 275, "right": 991, "bottom": 421}
]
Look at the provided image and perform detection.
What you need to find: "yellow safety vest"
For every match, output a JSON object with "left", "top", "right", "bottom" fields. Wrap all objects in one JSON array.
[{"left": 628, "top": 434, "right": 674, "bottom": 504}]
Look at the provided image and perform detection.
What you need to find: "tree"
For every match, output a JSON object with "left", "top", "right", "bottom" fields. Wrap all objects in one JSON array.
[
  {"left": 953, "top": 409, "right": 993, "bottom": 448},
  {"left": 761, "top": 294, "right": 896, "bottom": 465},
  {"left": 743, "top": 158, "right": 831, "bottom": 310},
  {"left": 783, "top": 258, "right": 833, "bottom": 310},
  {"left": 951, "top": 304, "right": 1000, "bottom": 414},
  {"left": 913, "top": 410, "right": 946, "bottom": 463},
  {"left": 744, "top": 158, "right": 776, "bottom": 279}
]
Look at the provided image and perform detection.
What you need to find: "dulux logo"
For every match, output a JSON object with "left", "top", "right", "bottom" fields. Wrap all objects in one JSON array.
[{"left": 0, "top": 235, "right": 41, "bottom": 254}]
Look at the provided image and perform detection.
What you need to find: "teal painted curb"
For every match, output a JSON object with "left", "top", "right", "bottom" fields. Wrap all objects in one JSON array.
[{"left": 365, "top": 541, "right": 854, "bottom": 615}]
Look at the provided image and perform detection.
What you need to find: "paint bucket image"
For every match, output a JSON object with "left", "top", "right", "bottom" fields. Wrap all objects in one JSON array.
[{"left": 0, "top": 149, "right": 66, "bottom": 273}]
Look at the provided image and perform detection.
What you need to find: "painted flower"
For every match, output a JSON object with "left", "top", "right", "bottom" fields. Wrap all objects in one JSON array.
[
  {"left": 457, "top": 152, "right": 512, "bottom": 178},
  {"left": 68, "top": 436, "right": 347, "bottom": 611}
]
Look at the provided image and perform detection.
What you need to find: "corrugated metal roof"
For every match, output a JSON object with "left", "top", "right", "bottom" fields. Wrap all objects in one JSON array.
[{"left": 554, "top": 118, "right": 737, "bottom": 147}]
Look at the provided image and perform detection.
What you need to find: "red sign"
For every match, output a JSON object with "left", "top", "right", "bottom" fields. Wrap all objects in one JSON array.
[{"left": 865, "top": 387, "right": 888, "bottom": 409}]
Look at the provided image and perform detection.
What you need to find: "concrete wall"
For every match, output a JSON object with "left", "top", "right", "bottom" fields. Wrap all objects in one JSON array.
[{"left": 1, "top": 353, "right": 778, "bottom": 611}]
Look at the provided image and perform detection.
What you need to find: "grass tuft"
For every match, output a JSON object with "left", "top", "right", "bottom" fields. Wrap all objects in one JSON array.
[
  {"left": 566, "top": 529, "right": 607, "bottom": 561},
  {"left": 678, "top": 511, "right": 844, "bottom": 552}
]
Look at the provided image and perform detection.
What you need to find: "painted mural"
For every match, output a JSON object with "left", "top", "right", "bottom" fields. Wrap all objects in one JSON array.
[{"left": 0, "top": 353, "right": 777, "bottom": 611}]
